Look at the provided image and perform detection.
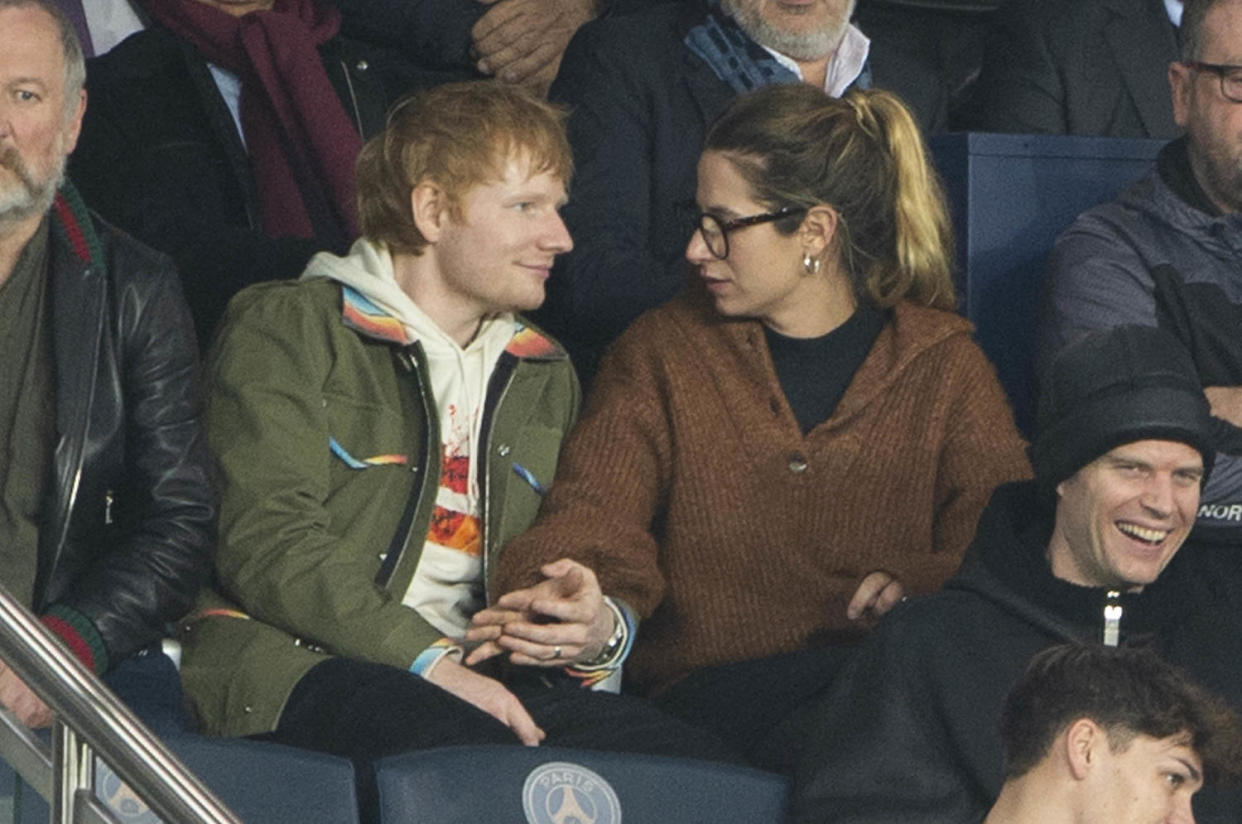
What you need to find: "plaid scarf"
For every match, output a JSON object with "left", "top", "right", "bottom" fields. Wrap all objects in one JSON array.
[{"left": 683, "top": 0, "right": 799, "bottom": 93}]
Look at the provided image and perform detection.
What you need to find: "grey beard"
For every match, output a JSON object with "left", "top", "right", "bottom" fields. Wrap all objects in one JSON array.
[
  {"left": 720, "top": 0, "right": 852, "bottom": 62},
  {"left": 0, "top": 146, "right": 65, "bottom": 226}
]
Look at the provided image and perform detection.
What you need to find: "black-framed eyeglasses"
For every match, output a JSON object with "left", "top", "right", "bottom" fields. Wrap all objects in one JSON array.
[
  {"left": 685, "top": 205, "right": 808, "bottom": 260},
  {"left": 1185, "top": 60, "right": 1242, "bottom": 103}
]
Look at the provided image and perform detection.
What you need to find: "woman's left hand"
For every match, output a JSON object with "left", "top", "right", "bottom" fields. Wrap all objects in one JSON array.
[
  {"left": 466, "top": 558, "right": 616, "bottom": 667},
  {"left": 846, "top": 570, "right": 905, "bottom": 622}
]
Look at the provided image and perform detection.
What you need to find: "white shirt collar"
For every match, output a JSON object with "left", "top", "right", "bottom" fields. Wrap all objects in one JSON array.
[
  {"left": 761, "top": 23, "right": 870, "bottom": 98},
  {"left": 1165, "top": 0, "right": 1183, "bottom": 27},
  {"left": 79, "top": 0, "right": 144, "bottom": 55}
]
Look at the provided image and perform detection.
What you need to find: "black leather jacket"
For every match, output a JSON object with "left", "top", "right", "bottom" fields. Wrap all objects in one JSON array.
[{"left": 35, "top": 184, "right": 215, "bottom": 667}]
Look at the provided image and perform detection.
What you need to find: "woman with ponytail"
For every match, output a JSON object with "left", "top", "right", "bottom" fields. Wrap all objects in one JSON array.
[{"left": 477, "top": 84, "right": 1030, "bottom": 764}]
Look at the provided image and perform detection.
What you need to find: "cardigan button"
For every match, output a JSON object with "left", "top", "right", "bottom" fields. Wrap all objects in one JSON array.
[
  {"left": 498, "top": 444, "right": 512, "bottom": 456},
  {"left": 787, "top": 453, "right": 808, "bottom": 474},
  {"left": 355, "top": 59, "right": 369, "bottom": 72}
]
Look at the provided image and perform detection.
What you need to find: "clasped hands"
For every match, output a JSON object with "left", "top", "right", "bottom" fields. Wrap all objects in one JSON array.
[
  {"left": 423, "top": 559, "right": 613, "bottom": 747},
  {"left": 466, "top": 558, "right": 616, "bottom": 668},
  {"left": 464, "top": 561, "right": 897, "bottom": 671}
]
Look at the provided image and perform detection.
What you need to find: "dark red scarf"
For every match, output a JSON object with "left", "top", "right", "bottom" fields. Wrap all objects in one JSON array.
[{"left": 143, "top": 0, "right": 362, "bottom": 241}]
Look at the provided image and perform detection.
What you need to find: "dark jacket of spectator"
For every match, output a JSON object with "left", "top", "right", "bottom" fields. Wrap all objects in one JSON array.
[
  {"left": 535, "top": 0, "right": 949, "bottom": 385},
  {"left": 1039, "top": 138, "right": 1242, "bottom": 541},
  {"left": 329, "top": 0, "right": 484, "bottom": 82},
  {"left": 969, "top": 0, "right": 1180, "bottom": 137},
  {"left": 783, "top": 481, "right": 1242, "bottom": 824},
  {"left": 38, "top": 184, "right": 214, "bottom": 673},
  {"left": 70, "top": 20, "right": 416, "bottom": 347}
]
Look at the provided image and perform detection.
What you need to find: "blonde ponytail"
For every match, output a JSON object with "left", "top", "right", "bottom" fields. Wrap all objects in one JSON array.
[
  {"left": 704, "top": 84, "right": 958, "bottom": 311},
  {"left": 850, "top": 91, "right": 956, "bottom": 311}
]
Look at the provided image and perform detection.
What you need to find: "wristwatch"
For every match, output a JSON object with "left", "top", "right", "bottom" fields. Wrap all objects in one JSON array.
[{"left": 578, "top": 598, "right": 628, "bottom": 669}]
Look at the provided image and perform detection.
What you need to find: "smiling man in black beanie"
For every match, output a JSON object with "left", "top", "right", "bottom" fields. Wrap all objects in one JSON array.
[{"left": 783, "top": 325, "right": 1242, "bottom": 823}]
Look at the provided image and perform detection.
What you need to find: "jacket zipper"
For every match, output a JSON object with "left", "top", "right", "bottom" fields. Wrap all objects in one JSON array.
[
  {"left": 479, "top": 364, "right": 519, "bottom": 603},
  {"left": 339, "top": 59, "right": 365, "bottom": 135},
  {"left": 376, "top": 346, "right": 434, "bottom": 587},
  {"left": 41, "top": 266, "right": 106, "bottom": 611},
  {"left": 1102, "top": 589, "right": 1123, "bottom": 646}
]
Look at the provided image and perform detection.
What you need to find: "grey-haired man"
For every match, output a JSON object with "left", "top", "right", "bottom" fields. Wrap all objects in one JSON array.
[{"left": 0, "top": 0, "right": 212, "bottom": 730}]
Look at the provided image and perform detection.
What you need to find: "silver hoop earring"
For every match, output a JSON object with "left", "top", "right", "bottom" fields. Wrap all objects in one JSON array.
[{"left": 802, "top": 252, "right": 821, "bottom": 276}]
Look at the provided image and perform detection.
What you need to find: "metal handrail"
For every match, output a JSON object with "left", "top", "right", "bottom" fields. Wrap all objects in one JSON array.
[{"left": 0, "top": 581, "right": 242, "bottom": 823}]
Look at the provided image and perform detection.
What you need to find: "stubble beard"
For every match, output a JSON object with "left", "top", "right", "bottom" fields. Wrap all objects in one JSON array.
[
  {"left": 720, "top": 0, "right": 854, "bottom": 62},
  {"left": 1210, "top": 148, "right": 1242, "bottom": 214}
]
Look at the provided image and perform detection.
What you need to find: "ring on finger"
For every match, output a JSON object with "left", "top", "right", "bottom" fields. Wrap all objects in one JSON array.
[{"left": 553, "top": 646, "right": 562, "bottom": 659}]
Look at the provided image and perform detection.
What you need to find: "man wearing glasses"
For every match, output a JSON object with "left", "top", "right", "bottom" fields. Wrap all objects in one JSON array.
[{"left": 1040, "top": 0, "right": 1242, "bottom": 544}]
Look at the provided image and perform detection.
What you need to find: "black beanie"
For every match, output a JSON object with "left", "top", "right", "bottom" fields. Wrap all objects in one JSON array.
[{"left": 1031, "top": 326, "right": 1216, "bottom": 489}]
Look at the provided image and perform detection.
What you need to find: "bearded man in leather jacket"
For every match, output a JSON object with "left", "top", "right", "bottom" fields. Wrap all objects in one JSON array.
[
  {"left": 0, "top": 0, "right": 213, "bottom": 730},
  {"left": 783, "top": 325, "right": 1242, "bottom": 824}
]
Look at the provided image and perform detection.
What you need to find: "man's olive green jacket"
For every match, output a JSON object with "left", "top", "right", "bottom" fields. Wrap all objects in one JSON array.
[{"left": 181, "top": 278, "right": 578, "bottom": 736}]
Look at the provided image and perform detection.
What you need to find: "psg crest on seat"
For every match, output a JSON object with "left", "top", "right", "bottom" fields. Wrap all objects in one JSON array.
[{"left": 522, "top": 761, "right": 622, "bottom": 824}]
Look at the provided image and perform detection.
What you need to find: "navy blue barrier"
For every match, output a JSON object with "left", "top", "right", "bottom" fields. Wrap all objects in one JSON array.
[
  {"left": 375, "top": 746, "right": 788, "bottom": 824},
  {"left": 10, "top": 734, "right": 359, "bottom": 824},
  {"left": 930, "top": 133, "right": 1164, "bottom": 434}
]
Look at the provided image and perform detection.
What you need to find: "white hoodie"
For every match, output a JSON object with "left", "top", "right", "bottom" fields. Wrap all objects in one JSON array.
[{"left": 303, "top": 239, "right": 516, "bottom": 639}]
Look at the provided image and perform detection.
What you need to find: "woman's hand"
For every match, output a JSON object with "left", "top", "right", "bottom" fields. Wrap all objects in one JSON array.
[{"left": 846, "top": 570, "right": 905, "bottom": 622}]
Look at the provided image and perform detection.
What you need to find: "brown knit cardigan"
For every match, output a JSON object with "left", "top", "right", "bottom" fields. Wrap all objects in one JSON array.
[{"left": 494, "top": 292, "right": 1031, "bottom": 694}]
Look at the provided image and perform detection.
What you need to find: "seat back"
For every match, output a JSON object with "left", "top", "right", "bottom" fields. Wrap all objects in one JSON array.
[
  {"left": 375, "top": 745, "right": 788, "bottom": 824},
  {"left": 931, "top": 132, "right": 1164, "bottom": 433},
  {"left": 13, "top": 735, "right": 359, "bottom": 824}
]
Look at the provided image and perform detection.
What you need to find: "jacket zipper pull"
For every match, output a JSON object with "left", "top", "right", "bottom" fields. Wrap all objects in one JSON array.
[
  {"left": 104, "top": 489, "right": 114, "bottom": 525},
  {"left": 1102, "top": 590, "right": 1122, "bottom": 647}
]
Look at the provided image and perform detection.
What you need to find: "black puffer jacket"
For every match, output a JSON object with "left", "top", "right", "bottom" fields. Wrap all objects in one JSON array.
[
  {"left": 786, "top": 481, "right": 1242, "bottom": 824},
  {"left": 37, "top": 184, "right": 215, "bottom": 669}
]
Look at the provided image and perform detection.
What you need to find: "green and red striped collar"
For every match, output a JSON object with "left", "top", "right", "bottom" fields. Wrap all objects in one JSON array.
[{"left": 50, "top": 183, "right": 104, "bottom": 269}]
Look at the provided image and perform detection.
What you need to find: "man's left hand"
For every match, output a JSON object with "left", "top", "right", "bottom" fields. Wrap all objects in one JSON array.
[
  {"left": 466, "top": 558, "right": 615, "bottom": 666},
  {"left": 472, "top": 0, "right": 597, "bottom": 92}
]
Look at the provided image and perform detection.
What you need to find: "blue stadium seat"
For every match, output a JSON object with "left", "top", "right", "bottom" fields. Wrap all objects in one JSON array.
[
  {"left": 930, "top": 133, "right": 1164, "bottom": 433},
  {"left": 374, "top": 745, "right": 788, "bottom": 824},
  {"left": 13, "top": 734, "right": 359, "bottom": 824}
]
